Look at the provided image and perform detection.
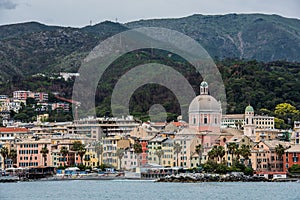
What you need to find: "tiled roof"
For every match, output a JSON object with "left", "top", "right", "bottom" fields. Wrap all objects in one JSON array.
[
  {"left": 0, "top": 127, "right": 29, "bottom": 133},
  {"left": 285, "top": 145, "right": 300, "bottom": 153}
]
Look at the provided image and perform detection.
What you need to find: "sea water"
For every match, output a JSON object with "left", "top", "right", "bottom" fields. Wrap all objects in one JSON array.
[{"left": 1, "top": 180, "right": 299, "bottom": 200}]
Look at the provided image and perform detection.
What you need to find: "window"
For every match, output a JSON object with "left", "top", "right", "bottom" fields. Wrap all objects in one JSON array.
[{"left": 204, "top": 117, "right": 208, "bottom": 124}]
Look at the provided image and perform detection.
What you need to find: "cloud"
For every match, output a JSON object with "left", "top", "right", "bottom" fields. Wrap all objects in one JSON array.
[{"left": 0, "top": 0, "right": 17, "bottom": 10}]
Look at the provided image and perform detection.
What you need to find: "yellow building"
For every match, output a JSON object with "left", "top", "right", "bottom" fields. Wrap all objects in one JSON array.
[
  {"left": 161, "top": 138, "right": 174, "bottom": 167},
  {"left": 82, "top": 143, "right": 100, "bottom": 168},
  {"left": 102, "top": 136, "right": 131, "bottom": 168}
]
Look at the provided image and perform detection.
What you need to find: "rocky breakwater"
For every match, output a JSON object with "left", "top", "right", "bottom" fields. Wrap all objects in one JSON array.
[{"left": 156, "top": 173, "right": 270, "bottom": 183}]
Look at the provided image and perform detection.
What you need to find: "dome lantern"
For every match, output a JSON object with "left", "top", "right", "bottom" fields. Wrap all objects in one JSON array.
[{"left": 200, "top": 81, "right": 208, "bottom": 95}]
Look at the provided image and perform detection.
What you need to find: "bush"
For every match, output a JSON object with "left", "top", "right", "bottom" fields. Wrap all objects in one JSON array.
[
  {"left": 215, "top": 164, "right": 228, "bottom": 174},
  {"left": 244, "top": 167, "right": 254, "bottom": 176},
  {"left": 288, "top": 164, "right": 300, "bottom": 173}
]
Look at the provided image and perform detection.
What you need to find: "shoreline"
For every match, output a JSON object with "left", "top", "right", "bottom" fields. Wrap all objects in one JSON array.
[{"left": 155, "top": 173, "right": 300, "bottom": 183}]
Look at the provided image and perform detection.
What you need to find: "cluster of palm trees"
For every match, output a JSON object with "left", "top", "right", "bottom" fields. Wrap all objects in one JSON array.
[
  {"left": 226, "top": 143, "right": 252, "bottom": 166},
  {"left": 0, "top": 146, "right": 17, "bottom": 169},
  {"left": 208, "top": 145, "right": 225, "bottom": 163},
  {"left": 203, "top": 143, "right": 252, "bottom": 167},
  {"left": 58, "top": 141, "right": 87, "bottom": 167}
]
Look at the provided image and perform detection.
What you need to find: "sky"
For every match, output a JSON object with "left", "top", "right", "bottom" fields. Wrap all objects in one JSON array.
[{"left": 0, "top": 0, "right": 299, "bottom": 27}]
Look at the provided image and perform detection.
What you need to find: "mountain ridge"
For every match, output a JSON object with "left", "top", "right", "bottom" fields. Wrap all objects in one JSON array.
[{"left": 0, "top": 13, "right": 300, "bottom": 82}]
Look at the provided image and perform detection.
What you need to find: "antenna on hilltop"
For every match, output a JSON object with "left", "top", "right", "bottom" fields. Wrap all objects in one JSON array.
[
  {"left": 115, "top": 18, "right": 118, "bottom": 23},
  {"left": 90, "top": 20, "right": 92, "bottom": 26}
]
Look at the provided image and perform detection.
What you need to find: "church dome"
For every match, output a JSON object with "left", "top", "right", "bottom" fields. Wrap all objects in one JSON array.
[
  {"left": 245, "top": 105, "right": 254, "bottom": 112},
  {"left": 189, "top": 94, "right": 221, "bottom": 112}
]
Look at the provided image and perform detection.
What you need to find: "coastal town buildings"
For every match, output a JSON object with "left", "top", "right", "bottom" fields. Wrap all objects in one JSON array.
[
  {"left": 251, "top": 140, "right": 291, "bottom": 172},
  {"left": 283, "top": 145, "right": 300, "bottom": 172},
  {"left": 16, "top": 138, "right": 52, "bottom": 167}
]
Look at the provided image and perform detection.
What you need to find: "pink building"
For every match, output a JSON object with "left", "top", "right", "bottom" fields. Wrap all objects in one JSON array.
[
  {"left": 188, "top": 81, "right": 222, "bottom": 133},
  {"left": 16, "top": 139, "right": 52, "bottom": 168},
  {"left": 13, "top": 90, "right": 32, "bottom": 101}
]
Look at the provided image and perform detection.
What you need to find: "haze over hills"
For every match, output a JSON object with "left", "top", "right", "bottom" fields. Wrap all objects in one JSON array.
[
  {"left": 126, "top": 14, "right": 300, "bottom": 62},
  {"left": 0, "top": 13, "right": 299, "bottom": 82},
  {"left": 0, "top": 14, "right": 300, "bottom": 120}
]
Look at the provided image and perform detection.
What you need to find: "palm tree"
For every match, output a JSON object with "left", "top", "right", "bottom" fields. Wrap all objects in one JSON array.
[
  {"left": 8, "top": 149, "right": 17, "bottom": 167},
  {"left": 60, "top": 146, "right": 69, "bottom": 167},
  {"left": 208, "top": 146, "right": 225, "bottom": 163},
  {"left": 275, "top": 144, "right": 286, "bottom": 171},
  {"left": 133, "top": 142, "right": 143, "bottom": 167},
  {"left": 195, "top": 144, "right": 203, "bottom": 166},
  {"left": 72, "top": 141, "right": 86, "bottom": 165},
  {"left": 155, "top": 146, "right": 164, "bottom": 166},
  {"left": 227, "top": 143, "right": 238, "bottom": 164},
  {"left": 208, "top": 147, "right": 217, "bottom": 162},
  {"left": 40, "top": 146, "right": 49, "bottom": 167},
  {"left": 94, "top": 142, "right": 103, "bottom": 166},
  {"left": 173, "top": 143, "right": 182, "bottom": 167},
  {"left": 116, "top": 148, "right": 125, "bottom": 170},
  {"left": 77, "top": 146, "right": 86, "bottom": 165},
  {"left": 0, "top": 147, "right": 9, "bottom": 169},
  {"left": 239, "top": 144, "right": 251, "bottom": 166},
  {"left": 216, "top": 146, "right": 225, "bottom": 163},
  {"left": 235, "top": 148, "right": 242, "bottom": 163}
]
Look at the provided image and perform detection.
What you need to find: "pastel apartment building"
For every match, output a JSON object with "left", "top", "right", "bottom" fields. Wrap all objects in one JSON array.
[
  {"left": 283, "top": 145, "right": 300, "bottom": 171},
  {"left": 251, "top": 141, "right": 291, "bottom": 172},
  {"left": 13, "top": 90, "right": 48, "bottom": 102},
  {"left": 16, "top": 139, "right": 52, "bottom": 167}
]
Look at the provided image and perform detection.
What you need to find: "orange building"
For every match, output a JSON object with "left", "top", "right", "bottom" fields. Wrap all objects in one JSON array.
[
  {"left": 283, "top": 145, "right": 300, "bottom": 172},
  {"left": 16, "top": 139, "right": 51, "bottom": 168}
]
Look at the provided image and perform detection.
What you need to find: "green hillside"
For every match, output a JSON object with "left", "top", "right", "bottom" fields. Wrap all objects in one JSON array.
[{"left": 0, "top": 14, "right": 299, "bottom": 124}]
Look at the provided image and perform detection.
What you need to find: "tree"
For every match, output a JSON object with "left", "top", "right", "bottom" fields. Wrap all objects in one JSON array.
[
  {"left": 0, "top": 147, "right": 9, "bottom": 169},
  {"left": 40, "top": 145, "right": 49, "bottom": 167},
  {"left": 60, "top": 146, "right": 69, "bottom": 167},
  {"left": 155, "top": 146, "right": 164, "bottom": 166},
  {"left": 274, "top": 103, "right": 300, "bottom": 128},
  {"left": 208, "top": 147, "right": 217, "bottom": 162},
  {"left": 72, "top": 141, "right": 86, "bottom": 165},
  {"left": 288, "top": 164, "right": 300, "bottom": 173},
  {"left": 8, "top": 149, "right": 17, "bottom": 167},
  {"left": 208, "top": 146, "right": 225, "bottom": 163},
  {"left": 173, "top": 143, "right": 182, "bottom": 167},
  {"left": 116, "top": 148, "right": 125, "bottom": 170},
  {"left": 77, "top": 146, "right": 86, "bottom": 165},
  {"left": 133, "top": 142, "right": 143, "bottom": 167},
  {"left": 216, "top": 146, "right": 225, "bottom": 163},
  {"left": 94, "top": 142, "right": 103, "bottom": 166},
  {"left": 275, "top": 144, "right": 286, "bottom": 171},
  {"left": 239, "top": 144, "right": 251, "bottom": 166},
  {"left": 195, "top": 144, "right": 202, "bottom": 166},
  {"left": 227, "top": 143, "right": 238, "bottom": 164}
]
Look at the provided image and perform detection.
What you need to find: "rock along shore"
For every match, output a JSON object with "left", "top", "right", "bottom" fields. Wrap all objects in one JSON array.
[{"left": 155, "top": 173, "right": 273, "bottom": 183}]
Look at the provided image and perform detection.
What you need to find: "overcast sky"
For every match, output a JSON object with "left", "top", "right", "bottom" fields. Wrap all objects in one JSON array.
[{"left": 0, "top": 0, "right": 299, "bottom": 27}]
